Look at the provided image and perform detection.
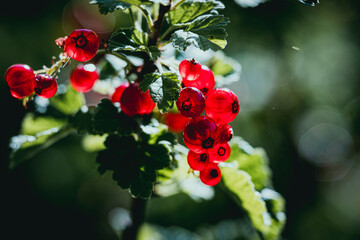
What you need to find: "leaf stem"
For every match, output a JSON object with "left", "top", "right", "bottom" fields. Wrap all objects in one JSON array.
[
  {"left": 128, "top": 7, "right": 136, "bottom": 27},
  {"left": 138, "top": 5, "right": 155, "bottom": 32},
  {"left": 111, "top": 52, "right": 133, "bottom": 66},
  {"left": 172, "top": 0, "right": 185, "bottom": 9},
  {"left": 158, "top": 24, "right": 187, "bottom": 43},
  {"left": 97, "top": 48, "right": 135, "bottom": 71}
]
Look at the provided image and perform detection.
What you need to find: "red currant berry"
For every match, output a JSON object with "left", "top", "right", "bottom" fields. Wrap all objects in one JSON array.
[
  {"left": 209, "top": 142, "right": 231, "bottom": 163},
  {"left": 183, "top": 116, "right": 218, "bottom": 153},
  {"left": 120, "top": 84, "right": 156, "bottom": 116},
  {"left": 176, "top": 87, "right": 205, "bottom": 118},
  {"left": 205, "top": 88, "right": 240, "bottom": 124},
  {"left": 218, "top": 124, "right": 234, "bottom": 143},
  {"left": 34, "top": 74, "right": 58, "bottom": 98},
  {"left": 111, "top": 82, "right": 129, "bottom": 103},
  {"left": 199, "top": 163, "right": 221, "bottom": 186},
  {"left": 70, "top": 64, "right": 99, "bottom": 93},
  {"left": 179, "top": 59, "right": 202, "bottom": 81},
  {"left": 187, "top": 150, "right": 209, "bottom": 171},
  {"left": 64, "top": 29, "right": 99, "bottom": 62},
  {"left": 5, "top": 64, "right": 35, "bottom": 98},
  {"left": 183, "top": 67, "right": 215, "bottom": 96},
  {"left": 163, "top": 112, "right": 190, "bottom": 133}
]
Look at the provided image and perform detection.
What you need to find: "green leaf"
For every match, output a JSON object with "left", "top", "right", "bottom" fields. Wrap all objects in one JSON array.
[
  {"left": 71, "top": 106, "right": 96, "bottom": 134},
  {"left": 92, "top": 99, "right": 139, "bottom": 136},
  {"left": 20, "top": 113, "right": 66, "bottom": 135},
  {"left": 167, "top": 0, "right": 224, "bottom": 25},
  {"left": 144, "top": 143, "right": 172, "bottom": 170},
  {"left": 50, "top": 86, "right": 85, "bottom": 115},
  {"left": 108, "top": 27, "right": 161, "bottom": 60},
  {"left": 130, "top": 176, "right": 154, "bottom": 199},
  {"left": 171, "top": 15, "right": 229, "bottom": 52},
  {"left": 81, "top": 135, "right": 107, "bottom": 152},
  {"left": 90, "top": 0, "right": 131, "bottom": 14},
  {"left": 221, "top": 168, "right": 271, "bottom": 239},
  {"left": 9, "top": 126, "right": 75, "bottom": 169},
  {"left": 261, "top": 188, "right": 287, "bottom": 240},
  {"left": 228, "top": 137, "right": 272, "bottom": 190},
  {"left": 140, "top": 72, "right": 181, "bottom": 113},
  {"left": 95, "top": 127, "right": 175, "bottom": 199},
  {"left": 8, "top": 113, "right": 72, "bottom": 169}
]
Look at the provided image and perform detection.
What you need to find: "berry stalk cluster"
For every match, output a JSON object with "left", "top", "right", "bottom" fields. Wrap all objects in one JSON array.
[{"left": 175, "top": 59, "right": 240, "bottom": 186}]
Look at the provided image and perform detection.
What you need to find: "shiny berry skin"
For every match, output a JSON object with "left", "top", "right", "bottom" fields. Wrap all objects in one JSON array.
[
  {"left": 34, "top": 74, "right": 58, "bottom": 98},
  {"left": 205, "top": 88, "right": 240, "bottom": 124},
  {"left": 209, "top": 142, "right": 231, "bottom": 163},
  {"left": 70, "top": 64, "right": 99, "bottom": 93},
  {"left": 111, "top": 82, "right": 129, "bottom": 103},
  {"left": 218, "top": 124, "right": 234, "bottom": 143},
  {"left": 176, "top": 87, "right": 205, "bottom": 118},
  {"left": 5, "top": 64, "right": 35, "bottom": 98},
  {"left": 120, "top": 84, "right": 156, "bottom": 116},
  {"left": 199, "top": 163, "right": 221, "bottom": 186},
  {"left": 183, "top": 116, "right": 219, "bottom": 153},
  {"left": 64, "top": 29, "right": 99, "bottom": 62},
  {"left": 183, "top": 67, "right": 215, "bottom": 96},
  {"left": 179, "top": 59, "right": 202, "bottom": 81},
  {"left": 187, "top": 150, "right": 209, "bottom": 171},
  {"left": 163, "top": 112, "right": 190, "bottom": 133}
]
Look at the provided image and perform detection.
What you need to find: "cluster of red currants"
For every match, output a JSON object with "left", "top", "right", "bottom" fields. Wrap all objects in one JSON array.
[
  {"left": 5, "top": 29, "right": 100, "bottom": 100},
  {"left": 176, "top": 59, "right": 240, "bottom": 186}
]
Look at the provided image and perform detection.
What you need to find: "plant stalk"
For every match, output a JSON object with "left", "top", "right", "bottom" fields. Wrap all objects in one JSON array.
[{"left": 122, "top": 198, "right": 147, "bottom": 240}]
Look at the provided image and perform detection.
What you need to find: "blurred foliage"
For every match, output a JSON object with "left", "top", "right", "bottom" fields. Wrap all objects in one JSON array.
[{"left": 1, "top": 0, "right": 360, "bottom": 240}]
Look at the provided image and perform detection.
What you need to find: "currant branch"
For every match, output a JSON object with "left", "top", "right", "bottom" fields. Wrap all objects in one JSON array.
[{"left": 137, "top": 2, "right": 172, "bottom": 81}]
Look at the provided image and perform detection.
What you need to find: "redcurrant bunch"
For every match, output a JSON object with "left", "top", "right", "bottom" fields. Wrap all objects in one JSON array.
[
  {"left": 174, "top": 58, "right": 240, "bottom": 186},
  {"left": 5, "top": 29, "right": 99, "bottom": 103},
  {"left": 5, "top": 64, "right": 59, "bottom": 100}
]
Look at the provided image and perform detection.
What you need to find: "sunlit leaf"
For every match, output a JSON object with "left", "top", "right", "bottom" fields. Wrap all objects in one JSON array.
[
  {"left": 50, "top": 86, "right": 85, "bottom": 115},
  {"left": 108, "top": 27, "right": 161, "bottom": 60},
  {"left": 167, "top": 0, "right": 224, "bottom": 25},
  {"left": 9, "top": 126, "right": 75, "bottom": 169},
  {"left": 171, "top": 14, "right": 229, "bottom": 52},
  {"left": 221, "top": 167, "right": 271, "bottom": 239},
  {"left": 90, "top": 0, "right": 131, "bottom": 14},
  {"left": 228, "top": 136, "right": 271, "bottom": 190},
  {"left": 140, "top": 72, "right": 181, "bottom": 113}
]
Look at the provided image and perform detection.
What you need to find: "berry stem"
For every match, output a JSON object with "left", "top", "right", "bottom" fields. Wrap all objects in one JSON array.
[
  {"left": 45, "top": 54, "right": 71, "bottom": 77},
  {"left": 122, "top": 198, "right": 147, "bottom": 240},
  {"left": 34, "top": 69, "right": 47, "bottom": 75}
]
